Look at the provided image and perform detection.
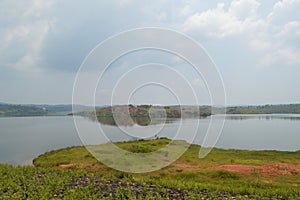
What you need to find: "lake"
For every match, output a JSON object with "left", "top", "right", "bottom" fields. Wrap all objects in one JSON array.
[{"left": 0, "top": 114, "right": 300, "bottom": 165}]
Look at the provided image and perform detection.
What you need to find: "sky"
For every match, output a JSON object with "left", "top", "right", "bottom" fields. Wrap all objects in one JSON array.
[{"left": 0, "top": 0, "right": 300, "bottom": 105}]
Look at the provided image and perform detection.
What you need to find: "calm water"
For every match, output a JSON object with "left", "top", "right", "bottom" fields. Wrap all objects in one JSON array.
[{"left": 0, "top": 115, "right": 299, "bottom": 165}]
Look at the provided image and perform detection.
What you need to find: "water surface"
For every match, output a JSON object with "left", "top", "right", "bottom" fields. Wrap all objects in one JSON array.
[{"left": 0, "top": 114, "right": 299, "bottom": 165}]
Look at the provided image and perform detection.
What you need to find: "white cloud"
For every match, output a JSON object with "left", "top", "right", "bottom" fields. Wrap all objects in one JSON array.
[
  {"left": 0, "top": 0, "right": 55, "bottom": 72},
  {"left": 268, "top": 0, "right": 300, "bottom": 25},
  {"left": 260, "top": 0, "right": 300, "bottom": 66},
  {"left": 12, "top": 20, "right": 54, "bottom": 72},
  {"left": 182, "top": 0, "right": 300, "bottom": 66},
  {"left": 0, "top": 0, "right": 299, "bottom": 104},
  {"left": 1, "top": 26, "right": 30, "bottom": 51},
  {"left": 229, "top": 0, "right": 260, "bottom": 19},
  {"left": 179, "top": 5, "right": 193, "bottom": 16},
  {"left": 23, "top": 0, "right": 54, "bottom": 18},
  {"left": 261, "top": 48, "right": 300, "bottom": 66},
  {"left": 183, "top": 2, "right": 263, "bottom": 38},
  {"left": 248, "top": 39, "right": 273, "bottom": 51},
  {"left": 276, "top": 21, "right": 300, "bottom": 39}
]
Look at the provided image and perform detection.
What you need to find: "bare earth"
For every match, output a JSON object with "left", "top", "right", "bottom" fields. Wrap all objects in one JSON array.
[
  {"left": 61, "top": 162, "right": 300, "bottom": 176},
  {"left": 58, "top": 163, "right": 74, "bottom": 168},
  {"left": 209, "top": 162, "right": 300, "bottom": 175}
]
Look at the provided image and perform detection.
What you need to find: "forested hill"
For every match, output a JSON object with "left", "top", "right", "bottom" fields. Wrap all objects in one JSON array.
[
  {"left": 226, "top": 104, "right": 300, "bottom": 114},
  {"left": 92, "top": 104, "right": 300, "bottom": 117},
  {"left": 1, "top": 103, "right": 300, "bottom": 117},
  {"left": 0, "top": 103, "right": 92, "bottom": 117},
  {"left": 0, "top": 104, "right": 49, "bottom": 117}
]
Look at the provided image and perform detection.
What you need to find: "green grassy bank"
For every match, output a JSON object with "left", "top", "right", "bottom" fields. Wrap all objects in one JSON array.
[{"left": 1, "top": 139, "right": 300, "bottom": 199}]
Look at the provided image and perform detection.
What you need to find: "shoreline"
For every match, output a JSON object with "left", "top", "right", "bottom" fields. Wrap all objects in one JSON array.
[{"left": 1, "top": 138, "right": 300, "bottom": 199}]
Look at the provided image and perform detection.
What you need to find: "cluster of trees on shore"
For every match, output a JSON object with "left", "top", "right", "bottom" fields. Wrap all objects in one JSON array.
[
  {"left": 0, "top": 103, "right": 92, "bottom": 117},
  {"left": 1, "top": 102, "right": 300, "bottom": 117},
  {"left": 226, "top": 104, "right": 300, "bottom": 114},
  {"left": 93, "top": 105, "right": 210, "bottom": 126}
]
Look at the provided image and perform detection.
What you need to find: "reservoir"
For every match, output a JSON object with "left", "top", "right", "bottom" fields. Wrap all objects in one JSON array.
[{"left": 0, "top": 114, "right": 299, "bottom": 165}]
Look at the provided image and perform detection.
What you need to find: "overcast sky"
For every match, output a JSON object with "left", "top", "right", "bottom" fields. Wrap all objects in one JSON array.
[{"left": 1, "top": 0, "right": 299, "bottom": 105}]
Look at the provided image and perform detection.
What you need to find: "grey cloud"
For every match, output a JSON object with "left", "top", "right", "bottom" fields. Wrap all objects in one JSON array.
[{"left": 40, "top": 0, "right": 164, "bottom": 72}]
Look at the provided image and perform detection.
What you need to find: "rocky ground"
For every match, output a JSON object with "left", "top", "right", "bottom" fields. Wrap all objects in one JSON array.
[{"left": 49, "top": 176, "right": 290, "bottom": 200}]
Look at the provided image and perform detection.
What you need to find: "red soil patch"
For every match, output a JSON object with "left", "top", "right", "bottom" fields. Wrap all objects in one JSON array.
[
  {"left": 210, "top": 163, "right": 300, "bottom": 175},
  {"left": 58, "top": 163, "right": 74, "bottom": 168}
]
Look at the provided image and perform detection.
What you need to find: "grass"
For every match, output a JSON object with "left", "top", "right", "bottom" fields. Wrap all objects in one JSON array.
[{"left": 1, "top": 138, "right": 300, "bottom": 199}]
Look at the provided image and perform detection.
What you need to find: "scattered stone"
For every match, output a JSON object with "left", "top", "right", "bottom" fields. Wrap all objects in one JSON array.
[{"left": 48, "top": 175, "right": 291, "bottom": 199}]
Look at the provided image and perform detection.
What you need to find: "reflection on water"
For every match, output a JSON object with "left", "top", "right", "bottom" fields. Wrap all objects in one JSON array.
[
  {"left": 212, "top": 114, "right": 300, "bottom": 121},
  {"left": 92, "top": 114, "right": 300, "bottom": 126},
  {"left": 1, "top": 114, "right": 300, "bottom": 165},
  {"left": 76, "top": 104, "right": 208, "bottom": 126},
  {"left": 85, "top": 115, "right": 179, "bottom": 126},
  {"left": 98, "top": 116, "right": 177, "bottom": 126}
]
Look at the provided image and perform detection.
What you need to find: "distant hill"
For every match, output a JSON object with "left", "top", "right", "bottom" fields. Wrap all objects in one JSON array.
[
  {"left": 1, "top": 103, "right": 300, "bottom": 117},
  {"left": 0, "top": 104, "right": 49, "bottom": 117},
  {"left": 226, "top": 104, "right": 300, "bottom": 114},
  {"left": 33, "top": 104, "right": 94, "bottom": 116},
  {"left": 73, "top": 104, "right": 212, "bottom": 126},
  {"left": 0, "top": 103, "right": 95, "bottom": 117}
]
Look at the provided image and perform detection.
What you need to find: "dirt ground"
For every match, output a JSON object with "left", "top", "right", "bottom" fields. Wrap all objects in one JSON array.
[
  {"left": 58, "top": 163, "right": 74, "bottom": 168},
  {"left": 210, "top": 162, "right": 300, "bottom": 175},
  {"left": 59, "top": 162, "right": 300, "bottom": 176}
]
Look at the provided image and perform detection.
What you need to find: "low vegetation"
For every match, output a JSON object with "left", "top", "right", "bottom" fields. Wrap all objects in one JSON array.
[
  {"left": 2, "top": 103, "right": 300, "bottom": 117},
  {"left": 74, "top": 104, "right": 300, "bottom": 124},
  {"left": 0, "top": 138, "right": 294, "bottom": 199},
  {"left": 74, "top": 105, "right": 213, "bottom": 126},
  {"left": 0, "top": 104, "right": 50, "bottom": 117},
  {"left": 0, "top": 103, "right": 93, "bottom": 117},
  {"left": 226, "top": 104, "right": 300, "bottom": 114}
]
